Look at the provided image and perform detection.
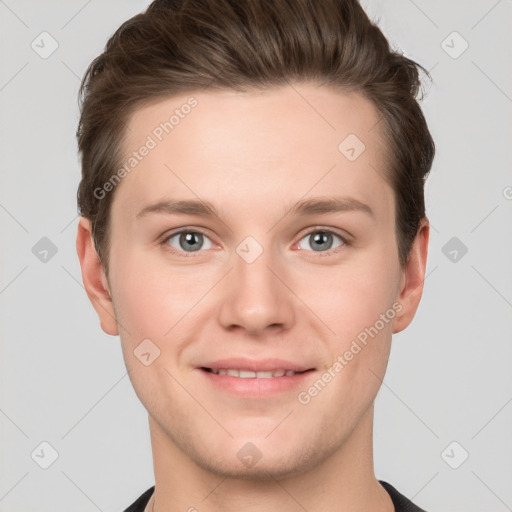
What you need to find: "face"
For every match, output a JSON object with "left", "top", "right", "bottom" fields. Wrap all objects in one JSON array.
[{"left": 78, "top": 82, "right": 428, "bottom": 480}]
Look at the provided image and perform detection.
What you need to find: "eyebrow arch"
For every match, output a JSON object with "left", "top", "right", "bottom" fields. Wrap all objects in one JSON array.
[
  {"left": 135, "top": 196, "right": 374, "bottom": 220},
  {"left": 286, "top": 197, "right": 374, "bottom": 218},
  {"left": 136, "top": 199, "right": 218, "bottom": 219}
]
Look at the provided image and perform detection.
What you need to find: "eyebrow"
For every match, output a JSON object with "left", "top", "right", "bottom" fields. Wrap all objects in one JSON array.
[
  {"left": 135, "top": 196, "right": 374, "bottom": 220},
  {"left": 286, "top": 197, "right": 374, "bottom": 218}
]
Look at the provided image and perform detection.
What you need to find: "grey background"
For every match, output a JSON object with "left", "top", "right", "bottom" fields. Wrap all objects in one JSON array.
[{"left": 1, "top": 1, "right": 511, "bottom": 511}]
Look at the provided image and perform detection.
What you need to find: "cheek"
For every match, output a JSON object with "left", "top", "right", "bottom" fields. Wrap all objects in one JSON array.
[
  {"left": 111, "top": 251, "right": 213, "bottom": 339},
  {"left": 300, "top": 260, "right": 398, "bottom": 414},
  {"left": 304, "top": 250, "right": 400, "bottom": 407},
  {"left": 109, "top": 255, "right": 206, "bottom": 405},
  {"left": 305, "top": 255, "right": 399, "bottom": 343}
]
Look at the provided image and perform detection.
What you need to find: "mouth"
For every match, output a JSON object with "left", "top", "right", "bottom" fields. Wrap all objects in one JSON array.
[
  {"left": 200, "top": 367, "right": 311, "bottom": 378},
  {"left": 197, "top": 361, "right": 315, "bottom": 398}
]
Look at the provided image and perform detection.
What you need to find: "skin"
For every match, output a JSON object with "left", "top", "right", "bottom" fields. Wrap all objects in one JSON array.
[{"left": 76, "top": 82, "right": 429, "bottom": 512}]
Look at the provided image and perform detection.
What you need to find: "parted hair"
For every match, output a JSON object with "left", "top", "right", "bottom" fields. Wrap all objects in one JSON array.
[{"left": 76, "top": 0, "right": 435, "bottom": 275}]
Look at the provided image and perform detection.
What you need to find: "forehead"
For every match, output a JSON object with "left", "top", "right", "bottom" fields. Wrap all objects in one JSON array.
[{"left": 112, "top": 83, "right": 393, "bottom": 224}]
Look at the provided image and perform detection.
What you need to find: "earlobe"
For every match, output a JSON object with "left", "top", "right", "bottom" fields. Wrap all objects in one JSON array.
[
  {"left": 76, "top": 217, "right": 119, "bottom": 336},
  {"left": 392, "top": 218, "right": 430, "bottom": 334}
]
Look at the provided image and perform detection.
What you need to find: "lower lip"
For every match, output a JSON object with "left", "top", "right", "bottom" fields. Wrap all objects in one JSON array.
[{"left": 198, "top": 369, "right": 314, "bottom": 397}]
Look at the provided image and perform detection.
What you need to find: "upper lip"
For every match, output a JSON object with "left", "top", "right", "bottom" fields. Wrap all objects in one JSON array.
[{"left": 199, "top": 358, "right": 314, "bottom": 372}]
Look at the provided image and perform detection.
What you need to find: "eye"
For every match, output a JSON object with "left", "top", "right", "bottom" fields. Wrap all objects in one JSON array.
[
  {"left": 161, "top": 227, "right": 348, "bottom": 257},
  {"left": 162, "top": 229, "right": 214, "bottom": 255},
  {"left": 297, "top": 229, "right": 347, "bottom": 254}
]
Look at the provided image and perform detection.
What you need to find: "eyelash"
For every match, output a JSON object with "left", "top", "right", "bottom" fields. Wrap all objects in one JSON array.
[{"left": 160, "top": 227, "right": 350, "bottom": 258}]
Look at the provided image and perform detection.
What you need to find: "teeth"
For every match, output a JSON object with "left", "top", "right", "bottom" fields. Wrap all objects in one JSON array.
[{"left": 208, "top": 368, "right": 300, "bottom": 378}]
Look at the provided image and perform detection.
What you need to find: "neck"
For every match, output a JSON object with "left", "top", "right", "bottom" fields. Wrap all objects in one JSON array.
[{"left": 147, "top": 405, "right": 393, "bottom": 512}]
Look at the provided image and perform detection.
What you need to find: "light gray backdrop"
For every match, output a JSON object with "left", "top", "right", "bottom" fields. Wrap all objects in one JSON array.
[{"left": 1, "top": 1, "right": 511, "bottom": 511}]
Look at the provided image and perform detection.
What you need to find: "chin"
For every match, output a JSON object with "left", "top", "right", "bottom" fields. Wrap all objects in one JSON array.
[
  {"left": 183, "top": 434, "right": 328, "bottom": 481},
  {"left": 193, "top": 454, "right": 314, "bottom": 481}
]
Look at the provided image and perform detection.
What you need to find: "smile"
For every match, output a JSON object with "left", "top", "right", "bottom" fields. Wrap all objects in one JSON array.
[{"left": 202, "top": 368, "right": 307, "bottom": 378}]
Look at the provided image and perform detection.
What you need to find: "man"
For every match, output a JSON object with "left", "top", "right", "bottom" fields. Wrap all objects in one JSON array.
[{"left": 75, "top": 0, "right": 435, "bottom": 510}]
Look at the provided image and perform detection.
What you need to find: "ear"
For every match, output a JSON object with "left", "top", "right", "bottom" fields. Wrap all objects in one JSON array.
[
  {"left": 393, "top": 218, "right": 430, "bottom": 334},
  {"left": 76, "top": 217, "right": 119, "bottom": 336}
]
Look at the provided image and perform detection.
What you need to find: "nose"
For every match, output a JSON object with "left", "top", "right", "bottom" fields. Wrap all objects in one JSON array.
[{"left": 217, "top": 242, "right": 296, "bottom": 336}]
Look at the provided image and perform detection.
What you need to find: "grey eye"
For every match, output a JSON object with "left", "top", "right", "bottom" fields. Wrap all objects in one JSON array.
[
  {"left": 166, "top": 231, "right": 213, "bottom": 252},
  {"left": 298, "top": 231, "right": 344, "bottom": 252}
]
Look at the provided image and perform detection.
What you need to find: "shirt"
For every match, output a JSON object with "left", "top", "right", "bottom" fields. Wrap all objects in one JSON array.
[{"left": 122, "top": 480, "right": 427, "bottom": 511}]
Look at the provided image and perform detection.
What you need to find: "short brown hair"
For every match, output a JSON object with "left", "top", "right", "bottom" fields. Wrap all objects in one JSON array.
[{"left": 76, "top": 0, "right": 435, "bottom": 276}]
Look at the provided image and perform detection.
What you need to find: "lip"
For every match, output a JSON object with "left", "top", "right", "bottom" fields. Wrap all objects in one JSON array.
[
  {"left": 197, "top": 358, "right": 315, "bottom": 398},
  {"left": 198, "top": 357, "right": 313, "bottom": 373}
]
